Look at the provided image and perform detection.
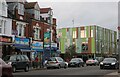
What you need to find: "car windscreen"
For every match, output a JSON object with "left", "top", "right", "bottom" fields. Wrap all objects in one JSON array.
[
  {"left": 48, "top": 57, "right": 56, "bottom": 61},
  {"left": 3, "top": 55, "right": 16, "bottom": 61},
  {"left": 103, "top": 58, "right": 116, "bottom": 62},
  {"left": 71, "top": 58, "right": 78, "bottom": 62}
]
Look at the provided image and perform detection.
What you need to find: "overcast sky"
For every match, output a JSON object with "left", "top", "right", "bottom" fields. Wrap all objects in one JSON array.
[{"left": 28, "top": 0, "right": 119, "bottom": 32}]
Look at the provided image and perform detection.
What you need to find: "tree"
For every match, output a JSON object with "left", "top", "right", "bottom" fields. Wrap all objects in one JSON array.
[{"left": 64, "top": 44, "right": 76, "bottom": 60}]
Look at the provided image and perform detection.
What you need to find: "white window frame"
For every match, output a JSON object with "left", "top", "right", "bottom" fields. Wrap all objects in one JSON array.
[
  {"left": 34, "top": 26, "right": 41, "bottom": 40},
  {"left": 34, "top": 10, "right": 40, "bottom": 20},
  {"left": 2, "top": 2, "right": 6, "bottom": 11},
  {"left": 17, "top": 24, "right": 25, "bottom": 37},
  {"left": 18, "top": 3, "right": 24, "bottom": 15}
]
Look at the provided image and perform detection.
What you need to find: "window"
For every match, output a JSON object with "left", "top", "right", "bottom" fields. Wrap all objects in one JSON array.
[
  {"left": 2, "top": 2, "right": 6, "bottom": 11},
  {"left": 73, "top": 31, "right": 76, "bottom": 38},
  {"left": 81, "top": 30, "right": 86, "bottom": 38},
  {"left": 3, "top": 21, "right": 6, "bottom": 34},
  {"left": 34, "top": 27, "right": 40, "bottom": 40},
  {"left": 91, "top": 30, "right": 93, "bottom": 37},
  {"left": 18, "top": 3, "right": 24, "bottom": 15},
  {"left": 17, "top": 24, "right": 24, "bottom": 36},
  {"left": 0, "top": 21, "right": 2, "bottom": 33},
  {"left": 35, "top": 10, "right": 40, "bottom": 20}
]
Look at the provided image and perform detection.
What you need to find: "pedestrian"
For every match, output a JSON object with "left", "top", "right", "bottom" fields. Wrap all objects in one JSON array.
[{"left": 35, "top": 56, "right": 38, "bottom": 69}]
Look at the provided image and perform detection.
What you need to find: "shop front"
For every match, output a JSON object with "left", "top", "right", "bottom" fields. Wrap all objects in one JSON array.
[
  {"left": 13, "top": 37, "right": 32, "bottom": 60},
  {"left": 31, "top": 41, "right": 43, "bottom": 67},
  {"left": 0, "top": 35, "right": 13, "bottom": 58}
]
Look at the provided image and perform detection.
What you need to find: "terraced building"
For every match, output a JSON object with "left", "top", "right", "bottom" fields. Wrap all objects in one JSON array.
[{"left": 57, "top": 25, "right": 117, "bottom": 59}]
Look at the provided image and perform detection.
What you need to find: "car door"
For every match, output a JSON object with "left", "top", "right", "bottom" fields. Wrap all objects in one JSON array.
[
  {"left": 16, "top": 55, "right": 22, "bottom": 69},
  {"left": 57, "top": 57, "right": 64, "bottom": 67},
  {"left": 20, "top": 55, "right": 26, "bottom": 68}
]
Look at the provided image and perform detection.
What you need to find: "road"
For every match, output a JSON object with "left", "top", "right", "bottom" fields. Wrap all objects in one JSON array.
[{"left": 13, "top": 66, "right": 118, "bottom": 77}]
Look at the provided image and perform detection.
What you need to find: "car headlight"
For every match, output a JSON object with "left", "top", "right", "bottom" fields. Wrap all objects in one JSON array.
[
  {"left": 100, "top": 62, "right": 103, "bottom": 65},
  {"left": 8, "top": 62, "right": 12, "bottom": 65},
  {"left": 111, "top": 62, "right": 115, "bottom": 65}
]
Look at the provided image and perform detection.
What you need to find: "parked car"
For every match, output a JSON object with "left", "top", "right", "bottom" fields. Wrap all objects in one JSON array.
[
  {"left": 68, "top": 58, "right": 85, "bottom": 67},
  {"left": 0, "top": 58, "right": 13, "bottom": 77},
  {"left": 3, "top": 54, "right": 30, "bottom": 73},
  {"left": 46, "top": 57, "right": 68, "bottom": 69},
  {"left": 86, "top": 59, "right": 99, "bottom": 66},
  {"left": 100, "top": 58, "right": 119, "bottom": 69},
  {"left": 96, "top": 57, "right": 104, "bottom": 63}
]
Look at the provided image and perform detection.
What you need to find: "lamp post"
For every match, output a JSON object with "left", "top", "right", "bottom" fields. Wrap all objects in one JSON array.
[{"left": 48, "top": 8, "right": 53, "bottom": 57}]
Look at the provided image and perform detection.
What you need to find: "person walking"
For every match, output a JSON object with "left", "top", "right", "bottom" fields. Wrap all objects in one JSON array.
[{"left": 35, "top": 56, "right": 38, "bottom": 69}]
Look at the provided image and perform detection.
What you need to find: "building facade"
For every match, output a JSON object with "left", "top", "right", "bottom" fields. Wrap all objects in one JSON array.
[
  {"left": 57, "top": 25, "right": 117, "bottom": 59},
  {"left": 0, "top": 0, "right": 13, "bottom": 58}
]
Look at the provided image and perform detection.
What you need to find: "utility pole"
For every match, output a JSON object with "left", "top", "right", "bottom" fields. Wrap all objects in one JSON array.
[
  {"left": 49, "top": 8, "right": 53, "bottom": 57},
  {"left": 118, "top": 26, "right": 120, "bottom": 73}
]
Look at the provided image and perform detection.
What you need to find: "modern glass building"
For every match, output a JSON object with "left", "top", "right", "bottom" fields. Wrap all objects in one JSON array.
[{"left": 57, "top": 25, "right": 117, "bottom": 59}]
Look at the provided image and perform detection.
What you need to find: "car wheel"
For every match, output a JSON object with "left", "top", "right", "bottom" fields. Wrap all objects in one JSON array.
[
  {"left": 78, "top": 64, "right": 81, "bottom": 67},
  {"left": 12, "top": 66, "right": 16, "bottom": 73},
  {"left": 58, "top": 65, "right": 61, "bottom": 69},
  {"left": 100, "top": 67, "right": 103, "bottom": 69},
  {"left": 24, "top": 65, "right": 29, "bottom": 72},
  {"left": 82, "top": 64, "right": 84, "bottom": 67},
  {"left": 64, "top": 64, "right": 67, "bottom": 69},
  {"left": 47, "top": 67, "right": 50, "bottom": 69}
]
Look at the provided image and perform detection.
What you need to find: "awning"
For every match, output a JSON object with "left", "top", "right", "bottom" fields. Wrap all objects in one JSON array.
[
  {"left": 13, "top": 44, "right": 32, "bottom": 52},
  {"left": 32, "top": 49, "right": 44, "bottom": 52}
]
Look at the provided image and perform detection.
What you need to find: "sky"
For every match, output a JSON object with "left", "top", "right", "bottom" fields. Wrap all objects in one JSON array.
[{"left": 27, "top": 0, "right": 119, "bottom": 32}]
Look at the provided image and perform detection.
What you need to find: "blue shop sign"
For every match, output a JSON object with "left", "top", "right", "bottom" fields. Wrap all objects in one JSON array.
[
  {"left": 32, "top": 41, "right": 43, "bottom": 52},
  {"left": 15, "top": 37, "right": 30, "bottom": 45}
]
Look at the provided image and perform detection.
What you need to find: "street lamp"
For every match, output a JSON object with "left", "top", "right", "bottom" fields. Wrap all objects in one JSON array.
[{"left": 48, "top": 8, "right": 53, "bottom": 57}]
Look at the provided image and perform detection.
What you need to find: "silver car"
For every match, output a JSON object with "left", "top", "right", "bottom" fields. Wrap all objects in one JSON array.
[{"left": 46, "top": 57, "right": 68, "bottom": 69}]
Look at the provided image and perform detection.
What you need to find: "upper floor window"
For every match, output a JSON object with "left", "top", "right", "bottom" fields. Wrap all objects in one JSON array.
[
  {"left": 17, "top": 24, "right": 24, "bottom": 36},
  {"left": 91, "top": 30, "right": 93, "bottom": 37},
  {"left": 2, "top": 2, "right": 6, "bottom": 11},
  {"left": 81, "top": 30, "right": 86, "bottom": 38},
  {"left": 73, "top": 31, "right": 76, "bottom": 38},
  {"left": 35, "top": 10, "right": 40, "bottom": 20},
  {"left": 34, "top": 27, "right": 41, "bottom": 40},
  {"left": 18, "top": 3, "right": 24, "bottom": 15}
]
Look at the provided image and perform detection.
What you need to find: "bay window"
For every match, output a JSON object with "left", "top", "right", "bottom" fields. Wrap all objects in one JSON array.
[{"left": 35, "top": 10, "right": 40, "bottom": 20}]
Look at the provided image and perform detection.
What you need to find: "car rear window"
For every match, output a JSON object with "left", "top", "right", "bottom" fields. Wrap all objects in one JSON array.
[{"left": 3, "top": 55, "right": 16, "bottom": 61}]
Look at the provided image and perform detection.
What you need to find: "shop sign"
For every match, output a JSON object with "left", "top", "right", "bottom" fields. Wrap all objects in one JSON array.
[
  {"left": 32, "top": 41, "right": 43, "bottom": 49},
  {"left": 44, "top": 32, "right": 50, "bottom": 48},
  {"left": 0, "top": 36, "right": 12, "bottom": 43},
  {"left": 51, "top": 43, "right": 57, "bottom": 48},
  {"left": 15, "top": 37, "right": 29, "bottom": 45}
]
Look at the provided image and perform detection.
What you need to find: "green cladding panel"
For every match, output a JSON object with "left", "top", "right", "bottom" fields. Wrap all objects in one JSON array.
[
  {"left": 91, "top": 38, "right": 95, "bottom": 53},
  {"left": 60, "top": 38, "right": 65, "bottom": 53}
]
